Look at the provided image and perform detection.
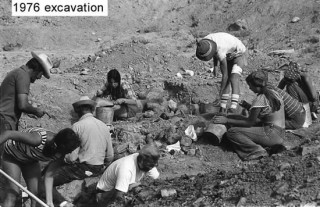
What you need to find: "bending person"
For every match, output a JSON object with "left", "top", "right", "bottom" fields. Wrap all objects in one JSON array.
[
  {"left": 0, "top": 127, "right": 80, "bottom": 207},
  {"left": 94, "top": 69, "right": 145, "bottom": 120},
  {"left": 196, "top": 32, "right": 248, "bottom": 114},
  {"left": 213, "top": 70, "right": 285, "bottom": 161}
]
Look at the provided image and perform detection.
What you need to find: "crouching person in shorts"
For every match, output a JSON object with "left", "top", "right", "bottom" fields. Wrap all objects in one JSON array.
[
  {"left": 196, "top": 32, "right": 248, "bottom": 114},
  {"left": 95, "top": 144, "right": 160, "bottom": 206}
]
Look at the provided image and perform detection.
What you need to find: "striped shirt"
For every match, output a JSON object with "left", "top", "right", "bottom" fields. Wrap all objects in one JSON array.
[
  {"left": 274, "top": 88, "right": 303, "bottom": 118},
  {"left": 4, "top": 127, "right": 58, "bottom": 163}
]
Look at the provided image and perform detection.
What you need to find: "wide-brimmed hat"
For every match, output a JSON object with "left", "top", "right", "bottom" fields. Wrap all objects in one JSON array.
[
  {"left": 72, "top": 96, "right": 97, "bottom": 110},
  {"left": 196, "top": 39, "right": 217, "bottom": 61},
  {"left": 31, "top": 51, "right": 53, "bottom": 79}
]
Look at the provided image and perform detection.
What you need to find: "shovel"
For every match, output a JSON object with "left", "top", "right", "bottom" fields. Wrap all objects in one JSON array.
[{"left": 0, "top": 169, "right": 49, "bottom": 207}]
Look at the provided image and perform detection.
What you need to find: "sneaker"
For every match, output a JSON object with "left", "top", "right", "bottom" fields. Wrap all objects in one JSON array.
[{"left": 243, "top": 150, "right": 268, "bottom": 161}]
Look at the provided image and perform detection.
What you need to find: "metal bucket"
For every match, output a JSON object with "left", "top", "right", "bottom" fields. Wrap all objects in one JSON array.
[
  {"left": 96, "top": 107, "right": 114, "bottom": 125},
  {"left": 202, "top": 123, "right": 227, "bottom": 145}
]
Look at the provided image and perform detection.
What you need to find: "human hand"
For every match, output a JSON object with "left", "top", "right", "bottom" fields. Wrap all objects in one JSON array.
[
  {"left": 96, "top": 89, "right": 103, "bottom": 96},
  {"left": 35, "top": 109, "right": 45, "bottom": 118},
  {"left": 226, "top": 52, "right": 238, "bottom": 60},
  {"left": 114, "top": 99, "right": 126, "bottom": 105},
  {"left": 46, "top": 202, "right": 54, "bottom": 207},
  {"left": 212, "top": 115, "right": 228, "bottom": 124}
]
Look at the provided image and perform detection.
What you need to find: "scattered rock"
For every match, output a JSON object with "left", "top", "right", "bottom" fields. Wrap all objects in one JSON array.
[
  {"left": 180, "top": 135, "right": 193, "bottom": 147},
  {"left": 301, "top": 145, "right": 320, "bottom": 156},
  {"left": 160, "top": 189, "right": 177, "bottom": 197},
  {"left": 291, "top": 17, "right": 300, "bottom": 23},
  {"left": 227, "top": 19, "right": 248, "bottom": 31},
  {"left": 50, "top": 68, "right": 62, "bottom": 74}
]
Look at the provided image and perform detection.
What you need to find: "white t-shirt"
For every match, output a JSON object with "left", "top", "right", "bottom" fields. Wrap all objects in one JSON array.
[
  {"left": 97, "top": 153, "right": 159, "bottom": 193},
  {"left": 204, "top": 32, "right": 246, "bottom": 61}
]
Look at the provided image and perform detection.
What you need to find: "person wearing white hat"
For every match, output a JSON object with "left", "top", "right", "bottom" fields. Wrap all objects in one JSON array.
[
  {"left": 196, "top": 32, "right": 247, "bottom": 115},
  {"left": 0, "top": 51, "right": 53, "bottom": 132},
  {"left": 43, "top": 96, "right": 114, "bottom": 207}
]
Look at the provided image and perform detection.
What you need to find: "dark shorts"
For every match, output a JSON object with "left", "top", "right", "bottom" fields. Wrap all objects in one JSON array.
[{"left": 53, "top": 162, "right": 104, "bottom": 186}]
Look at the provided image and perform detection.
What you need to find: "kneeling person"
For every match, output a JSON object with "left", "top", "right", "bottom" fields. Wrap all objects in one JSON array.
[{"left": 96, "top": 144, "right": 160, "bottom": 206}]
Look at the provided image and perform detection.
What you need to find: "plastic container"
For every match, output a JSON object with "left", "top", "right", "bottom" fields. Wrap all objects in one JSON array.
[
  {"left": 96, "top": 107, "right": 114, "bottom": 125},
  {"left": 202, "top": 123, "right": 227, "bottom": 145}
]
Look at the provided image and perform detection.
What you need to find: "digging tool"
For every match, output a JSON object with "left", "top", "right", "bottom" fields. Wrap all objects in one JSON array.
[{"left": 0, "top": 169, "right": 49, "bottom": 207}]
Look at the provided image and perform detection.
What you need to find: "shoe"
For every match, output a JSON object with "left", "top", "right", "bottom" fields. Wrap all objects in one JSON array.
[{"left": 243, "top": 150, "right": 268, "bottom": 161}]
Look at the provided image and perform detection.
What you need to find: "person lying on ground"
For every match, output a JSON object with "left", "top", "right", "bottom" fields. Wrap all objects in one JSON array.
[
  {"left": 0, "top": 127, "right": 80, "bottom": 207},
  {"left": 43, "top": 96, "right": 114, "bottom": 207},
  {"left": 93, "top": 68, "right": 146, "bottom": 120},
  {"left": 95, "top": 144, "right": 160, "bottom": 207},
  {"left": 278, "top": 61, "right": 318, "bottom": 119},
  {"left": 196, "top": 32, "right": 248, "bottom": 114},
  {"left": 213, "top": 70, "right": 285, "bottom": 161}
]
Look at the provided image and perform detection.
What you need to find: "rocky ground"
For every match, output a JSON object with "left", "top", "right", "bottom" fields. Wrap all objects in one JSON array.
[{"left": 1, "top": 0, "right": 320, "bottom": 206}]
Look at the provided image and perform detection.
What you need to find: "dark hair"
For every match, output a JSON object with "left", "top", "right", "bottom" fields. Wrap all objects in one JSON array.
[
  {"left": 42, "top": 128, "right": 80, "bottom": 157},
  {"left": 246, "top": 71, "right": 281, "bottom": 112},
  {"left": 26, "top": 58, "right": 43, "bottom": 72},
  {"left": 77, "top": 104, "right": 95, "bottom": 114},
  {"left": 103, "top": 69, "right": 125, "bottom": 100}
]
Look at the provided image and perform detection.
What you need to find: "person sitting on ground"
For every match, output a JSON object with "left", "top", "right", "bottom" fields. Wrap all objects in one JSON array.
[
  {"left": 278, "top": 61, "right": 318, "bottom": 119},
  {"left": 43, "top": 96, "right": 114, "bottom": 207},
  {"left": 212, "top": 70, "right": 285, "bottom": 161},
  {"left": 196, "top": 32, "right": 248, "bottom": 114},
  {"left": 95, "top": 144, "right": 160, "bottom": 207},
  {"left": 94, "top": 68, "right": 145, "bottom": 120},
  {"left": 0, "top": 127, "right": 80, "bottom": 207},
  {"left": 241, "top": 72, "right": 306, "bottom": 130}
]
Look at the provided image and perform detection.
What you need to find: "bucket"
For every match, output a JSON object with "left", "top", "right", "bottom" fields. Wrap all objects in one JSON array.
[
  {"left": 96, "top": 107, "right": 114, "bottom": 125},
  {"left": 202, "top": 123, "right": 227, "bottom": 145}
]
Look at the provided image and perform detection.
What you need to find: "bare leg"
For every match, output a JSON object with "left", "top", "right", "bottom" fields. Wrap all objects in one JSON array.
[
  {"left": 230, "top": 73, "right": 240, "bottom": 95},
  {"left": 22, "top": 162, "right": 41, "bottom": 207},
  {"left": 2, "top": 156, "right": 22, "bottom": 207}
]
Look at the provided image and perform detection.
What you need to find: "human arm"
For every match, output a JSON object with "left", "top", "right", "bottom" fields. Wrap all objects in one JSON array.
[
  {"left": 301, "top": 73, "right": 317, "bottom": 102},
  {"left": 219, "top": 58, "right": 229, "bottom": 96},
  {"left": 239, "top": 100, "right": 252, "bottom": 111},
  {"left": 114, "top": 98, "right": 137, "bottom": 105},
  {"left": 44, "top": 158, "right": 65, "bottom": 207},
  {"left": 17, "top": 94, "right": 45, "bottom": 117},
  {"left": 64, "top": 147, "right": 80, "bottom": 164},
  {"left": 212, "top": 107, "right": 262, "bottom": 127},
  {"left": 278, "top": 78, "right": 287, "bottom": 90},
  {"left": 0, "top": 130, "right": 41, "bottom": 146}
]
